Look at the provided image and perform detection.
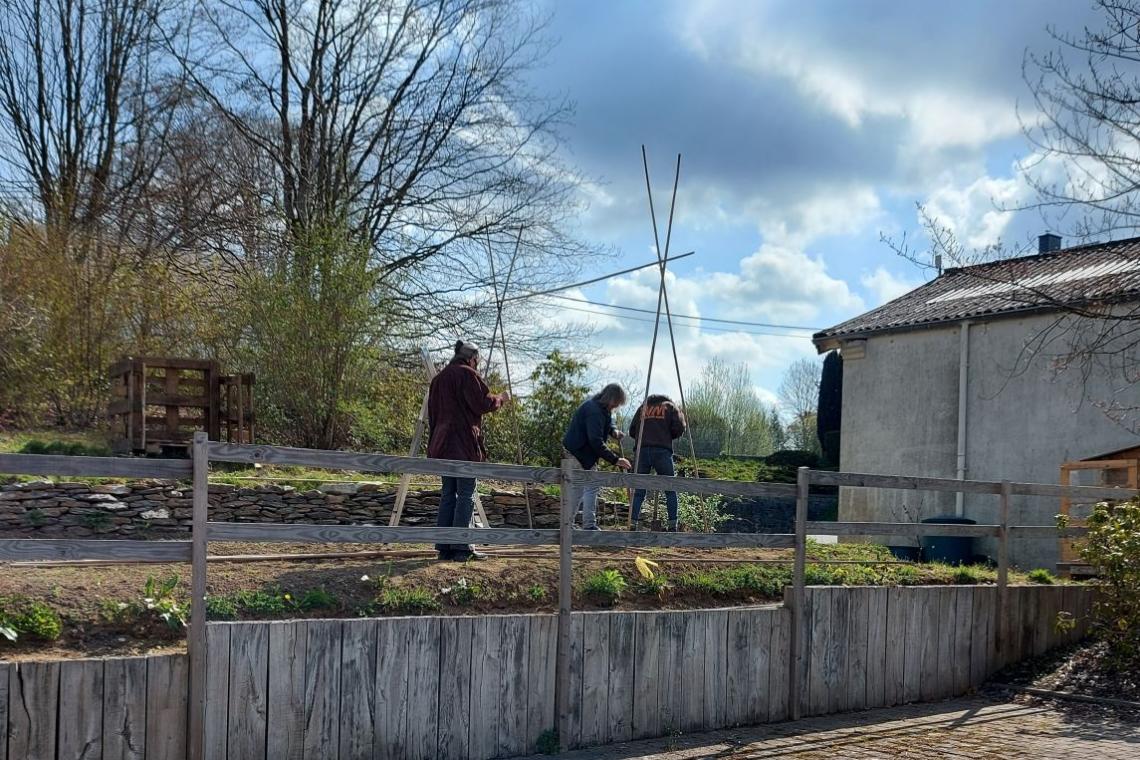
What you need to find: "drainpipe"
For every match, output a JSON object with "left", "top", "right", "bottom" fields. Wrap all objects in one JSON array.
[{"left": 955, "top": 320, "right": 971, "bottom": 517}]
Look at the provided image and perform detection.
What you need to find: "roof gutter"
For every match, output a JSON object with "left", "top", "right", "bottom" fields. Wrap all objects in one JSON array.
[{"left": 955, "top": 320, "right": 971, "bottom": 517}]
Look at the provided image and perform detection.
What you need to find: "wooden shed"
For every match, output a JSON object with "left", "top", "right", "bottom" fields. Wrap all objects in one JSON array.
[
  {"left": 1057, "top": 445, "right": 1140, "bottom": 577},
  {"left": 108, "top": 357, "right": 254, "bottom": 454}
]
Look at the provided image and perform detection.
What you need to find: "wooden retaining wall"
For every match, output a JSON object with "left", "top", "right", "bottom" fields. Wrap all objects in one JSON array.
[{"left": 0, "top": 585, "right": 1096, "bottom": 760}]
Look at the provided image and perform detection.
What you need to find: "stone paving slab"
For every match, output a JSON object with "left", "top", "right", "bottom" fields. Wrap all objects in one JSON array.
[{"left": 530, "top": 696, "right": 1140, "bottom": 759}]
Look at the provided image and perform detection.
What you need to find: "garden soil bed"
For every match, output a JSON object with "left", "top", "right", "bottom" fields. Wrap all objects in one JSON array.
[{"left": 989, "top": 641, "right": 1140, "bottom": 708}]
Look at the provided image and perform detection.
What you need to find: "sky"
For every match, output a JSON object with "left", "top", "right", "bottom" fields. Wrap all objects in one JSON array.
[{"left": 514, "top": 0, "right": 1103, "bottom": 411}]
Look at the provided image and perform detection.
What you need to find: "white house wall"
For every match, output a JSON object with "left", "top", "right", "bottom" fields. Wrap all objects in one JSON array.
[{"left": 838, "top": 310, "right": 1139, "bottom": 570}]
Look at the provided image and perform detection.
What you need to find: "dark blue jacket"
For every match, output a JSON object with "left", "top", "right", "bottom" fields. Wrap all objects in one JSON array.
[{"left": 562, "top": 399, "right": 619, "bottom": 470}]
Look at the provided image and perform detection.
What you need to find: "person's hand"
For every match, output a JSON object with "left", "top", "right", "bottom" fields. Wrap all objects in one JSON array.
[
  {"left": 612, "top": 429, "right": 625, "bottom": 441},
  {"left": 616, "top": 457, "right": 632, "bottom": 470},
  {"left": 498, "top": 391, "right": 512, "bottom": 404}
]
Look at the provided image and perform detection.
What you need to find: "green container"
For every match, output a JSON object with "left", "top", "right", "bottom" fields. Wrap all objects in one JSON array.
[{"left": 920, "top": 516, "right": 976, "bottom": 565}]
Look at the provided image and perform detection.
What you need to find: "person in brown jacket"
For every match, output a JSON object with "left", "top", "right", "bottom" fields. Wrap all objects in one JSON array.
[
  {"left": 628, "top": 394, "right": 687, "bottom": 531},
  {"left": 427, "top": 340, "right": 510, "bottom": 561}
]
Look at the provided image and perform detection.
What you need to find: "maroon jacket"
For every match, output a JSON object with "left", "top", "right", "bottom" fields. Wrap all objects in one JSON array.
[{"left": 427, "top": 360, "right": 503, "bottom": 462}]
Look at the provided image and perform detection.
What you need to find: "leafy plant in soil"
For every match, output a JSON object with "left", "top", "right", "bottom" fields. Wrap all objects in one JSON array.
[
  {"left": 379, "top": 586, "right": 440, "bottom": 614},
  {"left": 142, "top": 575, "right": 187, "bottom": 630},
  {"left": 581, "top": 569, "right": 626, "bottom": 604},
  {"left": 526, "top": 584, "right": 549, "bottom": 602},
  {"left": 1027, "top": 568, "right": 1056, "bottom": 585},
  {"left": 0, "top": 596, "right": 63, "bottom": 641}
]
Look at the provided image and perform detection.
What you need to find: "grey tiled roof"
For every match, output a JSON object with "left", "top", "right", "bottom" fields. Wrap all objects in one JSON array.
[{"left": 814, "top": 236, "right": 1140, "bottom": 346}]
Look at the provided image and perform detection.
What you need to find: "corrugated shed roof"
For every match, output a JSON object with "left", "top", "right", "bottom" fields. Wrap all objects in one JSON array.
[{"left": 814, "top": 236, "right": 1140, "bottom": 348}]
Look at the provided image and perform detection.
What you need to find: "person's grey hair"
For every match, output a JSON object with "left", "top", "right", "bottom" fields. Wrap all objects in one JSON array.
[
  {"left": 453, "top": 340, "right": 480, "bottom": 361},
  {"left": 593, "top": 383, "right": 627, "bottom": 407}
]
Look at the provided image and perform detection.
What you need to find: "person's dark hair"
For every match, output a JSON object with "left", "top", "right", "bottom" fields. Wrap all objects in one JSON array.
[
  {"left": 453, "top": 340, "right": 480, "bottom": 362},
  {"left": 593, "top": 383, "right": 627, "bottom": 407},
  {"left": 646, "top": 394, "right": 672, "bottom": 405}
]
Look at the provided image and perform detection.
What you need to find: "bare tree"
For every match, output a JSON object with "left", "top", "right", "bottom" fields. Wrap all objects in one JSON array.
[{"left": 778, "top": 358, "right": 820, "bottom": 453}]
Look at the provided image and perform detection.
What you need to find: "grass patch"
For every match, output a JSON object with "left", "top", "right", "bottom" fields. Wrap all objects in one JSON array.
[
  {"left": 379, "top": 586, "right": 440, "bottom": 614},
  {"left": 1028, "top": 568, "right": 1057, "bottom": 585},
  {"left": 18, "top": 438, "right": 112, "bottom": 457},
  {"left": 526, "top": 584, "right": 549, "bottom": 602}
]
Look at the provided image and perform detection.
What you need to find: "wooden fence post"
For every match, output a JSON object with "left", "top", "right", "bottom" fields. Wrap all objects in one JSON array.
[
  {"left": 788, "top": 466, "right": 809, "bottom": 721},
  {"left": 996, "top": 480, "right": 1011, "bottom": 660},
  {"left": 555, "top": 458, "right": 576, "bottom": 749},
  {"left": 188, "top": 432, "right": 209, "bottom": 760}
]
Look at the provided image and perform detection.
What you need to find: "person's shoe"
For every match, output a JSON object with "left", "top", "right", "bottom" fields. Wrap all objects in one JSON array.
[
  {"left": 437, "top": 550, "right": 454, "bottom": 561},
  {"left": 629, "top": 521, "right": 640, "bottom": 532},
  {"left": 452, "top": 549, "right": 488, "bottom": 562}
]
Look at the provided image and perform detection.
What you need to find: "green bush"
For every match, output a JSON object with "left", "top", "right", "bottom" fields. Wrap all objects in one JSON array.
[
  {"left": 762, "top": 450, "right": 822, "bottom": 469},
  {"left": 581, "top": 569, "right": 626, "bottom": 604},
  {"left": 0, "top": 597, "right": 63, "bottom": 641},
  {"left": 1081, "top": 499, "right": 1140, "bottom": 666},
  {"left": 1027, "top": 568, "right": 1056, "bottom": 585},
  {"left": 677, "top": 493, "right": 730, "bottom": 533},
  {"left": 19, "top": 439, "right": 111, "bottom": 457}
]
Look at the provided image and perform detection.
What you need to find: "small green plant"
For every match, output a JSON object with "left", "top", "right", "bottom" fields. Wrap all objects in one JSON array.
[
  {"left": 581, "top": 569, "right": 626, "bottom": 604},
  {"left": 636, "top": 574, "right": 669, "bottom": 597},
  {"left": 535, "top": 728, "right": 559, "bottom": 755},
  {"left": 1054, "top": 611, "right": 1077, "bottom": 635},
  {"left": 98, "top": 598, "right": 137, "bottom": 624},
  {"left": 143, "top": 575, "right": 187, "bottom": 629},
  {"left": 440, "top": 577, "right": 485, "bottom": 605},
  {"left": 0, "top": 597, "right": 63, "bottom": 641},
  {"left": 677, "top": 492, "right": 731, "bottom": 533},
  {"left": 294, "top": 588, "right": 338, "bottom": 611},
  {"left": 526, "top": 584, "right": 549, "bottom": 602},
  {"left": 379, "top": 586, "right": 440, "bottom": 614},
  {"left": 25, "top": 508, "right": 47, "bottom": 527},
  {"left": 1027, "top": 568, "right": 1056, "bottom": 585},
  {"left": 79, "top": 511, "right": 112, "bottom": 530},
  {"left": 204, "top": 595, "right": 238, "bottom": 620},
  {"left": 232, "top": 589, "right": 288, "bottom": 615}
]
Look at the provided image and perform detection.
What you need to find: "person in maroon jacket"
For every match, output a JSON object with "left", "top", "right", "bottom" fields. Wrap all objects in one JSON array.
[
  {"left": 427, "top": 340, "right": 510, "bottom": 561},
  {"left": 628, "top": 394, "right": 687, "bottom": 531}
]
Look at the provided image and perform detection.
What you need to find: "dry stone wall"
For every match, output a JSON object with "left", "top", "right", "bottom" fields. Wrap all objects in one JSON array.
[{"left": 0, "top": 479, "right": 604, "bottom": 539}]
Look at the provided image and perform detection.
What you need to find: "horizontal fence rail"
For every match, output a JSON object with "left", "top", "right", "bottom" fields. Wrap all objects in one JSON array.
[
  {"left": 812, "top": 468, "right": 1140, "bottom": 501},
  {"left": 0, "top": 452, "right": 192, "bottom": 479},
  {"left": 805, "top": 521, "right": 1001, "bottom": 538},
  {"left": 0, "top": 539, "right": 191, "bottom": 562}
]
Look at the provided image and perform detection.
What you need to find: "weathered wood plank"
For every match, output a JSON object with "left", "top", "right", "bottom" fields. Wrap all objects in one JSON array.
[
  {"left": 580, "top": 613, "right": 611, "bottom": 748},
  {"left": 189, "top": 432, "right": 210, "bottom": 760},
  {"left": 562, "top": 614, "right": 585, "bottom": 749},
  {"left": 952, "top": 587, "right": 974, "bottom": 696},
  {"left": 404, "top": 617, "right": 441, "bottom": 760},
  {"left": 303, "top": 620, "right": 342, "bottom": 760},
  {"left": 266, "top": 621, "right": 308, "bottom": 760},
  {"left": 631, "top": 612, "right": 661, "bottom": 739},
  {"left": 526, "top": 615, "right": 557, "bottom": 752},
  {"left": 437, "top": 617, "right": 473, "bottom": 760},
  {"left": 846, "top": 588, "right": 870, "bottom": 711},
  {"left": 569, "top": 468, "right": 796, "bottom": 499},
  {"left": 1020, "top": 586, "right": 1039, "bottom": 662},
  {"left": 499, "top": 615, "right": 530, "bottom": 758},
  {"left": 809, "top": 470, "right": 1001, "bottom": 494},
  {"left": 606, "top": 612, "right": 636, "bottom": 743},
  {"left": 227, "top": 623, "right": 270, "bottom": 760},
  {"left": 884, "top": 587, "right": 907, "bottom": 707},
  {"left": 701, "top": 610, "right": 729, "bottom": 729},
  {"left": 748, "top": 609, "right": 774, "bottom": 724},
  {"left": 0, "top": 452, "right": 192, "bottom": 479},
  {"left": 57, "top": 660, "right": 103, "bottom": 760},
  {"left": 572, "top": 530, "right": 796, "bottom": 549},
  {"left": 1002, "top": 584, "right": 1022, "bottom": 668},
  {"left": 724, "top": 609, "right": 751, "bottom": 726},
  {"left": 919, "top": 590, "right": 942, "bottom": 702},
  {"left": 0, "top": 539, "right": 191, "bottom": 562},
  {"left": 808, "top": 588, "right": 831, "bottom": 716},
  {"left": 864, "top": 587, "right": 888, "bottom": 709},
  {"left": 8, "top": 660, "right": 60, "bottom": 760},
  {"left": 903, "top": 589, "right": 925, "bottom": 704},
  {"left": 1036, "top": 586, "right": 1058, "bottom": 655},
  {"left": 970, "top": 587, "right": 994, "bottom": 687},
  {"left": 339, "top": 620, "right": 378, "bottom": 760},
  {"left": 470, "top": 616, "right": 504, "bottom": 759},
  {"left": 375, "top": 619, "right": 409, "bottom": 760},
  {"left": 935, "top": 588, "right": 957, "bottom": 700},
  {"left": 657, "top": 612, "right": 685, "bottom": 735},
  {"left": 145, "top": 654, "right": 189, "bottom": 760},
  {"left": 807, "top": 522, "right": 1000, "bottom": 538},
  {"left": 828, "top": 588, "right": 850, "bottom": 714},
  {"left": 680, "top": 611, "right": 706, "bottom": 732},
  {"left": 768, "top": 607, "right": 791, "bottom": 723},
  {"left": 102, "top": 657, "right": 147, "bottom": 760},
  {"left": 0, "top": 663, "right": 7, "bottom": 760},
  {"left": 207, "top": 441, "right": 560, "bottom": 483}
]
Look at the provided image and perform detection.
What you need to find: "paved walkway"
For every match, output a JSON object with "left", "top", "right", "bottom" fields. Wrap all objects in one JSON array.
[{"left": 534, "top": 696, "right": 1140, "bottom": 759}]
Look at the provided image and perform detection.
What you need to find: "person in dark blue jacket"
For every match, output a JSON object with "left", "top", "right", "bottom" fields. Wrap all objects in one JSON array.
[{"left": 561, "top": 384, "right": 632, "bottom": 529}]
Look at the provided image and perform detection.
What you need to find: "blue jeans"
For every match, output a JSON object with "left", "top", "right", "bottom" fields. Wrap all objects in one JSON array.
[
  {"left": 630, "top": 446, "right": 678, "bottom": 523},
  {"left": 436, "top": 476, "right": 476, "bottom": 554}
]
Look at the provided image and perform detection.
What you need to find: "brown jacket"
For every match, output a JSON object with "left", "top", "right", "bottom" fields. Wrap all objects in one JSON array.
[
  {"left": 427, "top": 360, "right": 503, "bottom": 462},
  {"left": 629, "top": 397, "right": 686, "bottom": 451}
]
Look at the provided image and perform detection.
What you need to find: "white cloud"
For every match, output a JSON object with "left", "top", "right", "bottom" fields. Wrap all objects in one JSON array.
[
  {"left": 924, "top": 172, "right": 1026, "bottom": 249},
  {"left": 861, "top": 267, "right": 923, "bottom": 306}
]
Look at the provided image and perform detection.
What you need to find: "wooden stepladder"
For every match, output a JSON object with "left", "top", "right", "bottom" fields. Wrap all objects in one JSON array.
[{"left": 388, "top": 348, "right": 491, "bottom": 529}]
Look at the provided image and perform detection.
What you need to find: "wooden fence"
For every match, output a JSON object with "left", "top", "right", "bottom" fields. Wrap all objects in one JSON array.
[
  {"left": 0, "top": 439, "right": 1132, "bottom": 759},
  {"left": 0, "top": 585, "right": 1094, "bottom": 760}
]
